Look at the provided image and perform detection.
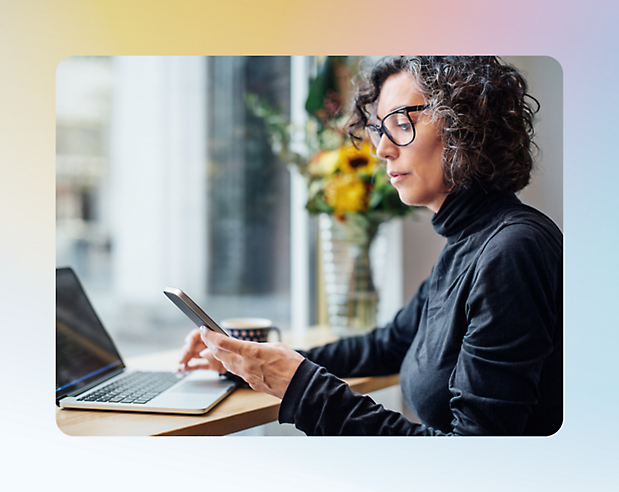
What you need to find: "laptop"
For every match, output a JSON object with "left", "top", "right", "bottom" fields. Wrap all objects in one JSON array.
[{"left": 56, "top": 267, "right": 236, "bottom": 415}]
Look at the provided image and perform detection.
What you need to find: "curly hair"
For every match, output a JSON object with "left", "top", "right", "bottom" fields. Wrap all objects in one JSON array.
[{"left": 347, "top": 56, "right": 539, "bottom": 193}]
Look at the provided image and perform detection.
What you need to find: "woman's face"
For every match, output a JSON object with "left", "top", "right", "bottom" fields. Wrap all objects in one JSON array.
[{"left": 374, "top": 72, "right": 450, "bottom": 213}]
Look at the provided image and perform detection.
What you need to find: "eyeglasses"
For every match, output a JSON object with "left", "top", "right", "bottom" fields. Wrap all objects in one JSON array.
[{"left": 365, "top": 105, "right": 429, "bottom": 148}]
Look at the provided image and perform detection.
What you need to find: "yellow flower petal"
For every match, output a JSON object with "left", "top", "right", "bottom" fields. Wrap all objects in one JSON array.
[
  {"left": 308, "top": 149, "right": 341, "bottom": 177},
  {"left": 324, "top": 173, "right": 368, "bottom": 217}
]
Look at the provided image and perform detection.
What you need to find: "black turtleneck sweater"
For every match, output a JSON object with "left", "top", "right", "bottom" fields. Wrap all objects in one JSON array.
[{"left": 278, "top": 189, "right": 563, "bottom": 436}]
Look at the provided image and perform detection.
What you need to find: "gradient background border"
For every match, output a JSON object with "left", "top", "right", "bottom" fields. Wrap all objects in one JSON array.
[{"left": 1, "top": 1, "right": 617, "bottom": 490}]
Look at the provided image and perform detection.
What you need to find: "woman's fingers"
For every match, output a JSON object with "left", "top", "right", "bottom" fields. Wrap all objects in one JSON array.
[
  {"left": 197, "top": 348, "right": 227, "bottom": 374},
  {"left": 200, "top": 328, "right": 304, "bottom": 398},
  {"left": 200, "top": 327, "right": 244, "bottom": 355},
  {"left": 200, "top": 330, "right": 244, "bottom": 371},
  {"left": 183, "top": 358, "right": 213, "bottom": 371},
  {"left": 178, "top": 328, "right": 207, "bottom": 370}
]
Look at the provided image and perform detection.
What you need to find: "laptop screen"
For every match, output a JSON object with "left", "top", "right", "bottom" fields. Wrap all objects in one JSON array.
[{"left": 56, "top": 268, "right": 125, "bottom": 401}]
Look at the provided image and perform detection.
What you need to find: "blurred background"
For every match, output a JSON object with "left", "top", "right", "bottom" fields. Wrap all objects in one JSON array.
[
  {"left": 57, "top": 56, "right": 297, "bottom": 356},
  {"left": 56, "top": 56, "right": 562, "bottom": 359}
]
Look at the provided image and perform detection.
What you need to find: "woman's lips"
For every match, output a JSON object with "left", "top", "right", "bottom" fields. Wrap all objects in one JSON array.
[{"left": 388, "top": 171, "right": 410, "bottom": 185}]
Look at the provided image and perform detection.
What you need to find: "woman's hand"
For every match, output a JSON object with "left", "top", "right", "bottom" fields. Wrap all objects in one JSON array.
[
  {"left": 178, "top": 328, "right": 226, "bottom": 374},
  {"left": 200, "top": 327, "right": 305, "bottom": 399}
]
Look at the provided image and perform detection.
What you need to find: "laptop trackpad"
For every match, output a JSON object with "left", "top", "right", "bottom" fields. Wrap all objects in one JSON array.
[{"left": 171, "top": 378, "right": 232, "bottom": 394}]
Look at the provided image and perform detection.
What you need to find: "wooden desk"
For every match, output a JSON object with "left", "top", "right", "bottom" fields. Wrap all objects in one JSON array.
[{"left": 56, "top": 326, "right": 399, "bottom": 436}]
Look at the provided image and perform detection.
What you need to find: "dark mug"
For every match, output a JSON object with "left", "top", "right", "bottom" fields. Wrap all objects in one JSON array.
[{"left": 220, "top": 318, "right": 281, "bottom": 343}]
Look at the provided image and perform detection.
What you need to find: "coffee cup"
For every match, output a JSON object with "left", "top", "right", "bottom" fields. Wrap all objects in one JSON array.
[{"left": 220, "top": 318, "right": 281, "bottom": 343}]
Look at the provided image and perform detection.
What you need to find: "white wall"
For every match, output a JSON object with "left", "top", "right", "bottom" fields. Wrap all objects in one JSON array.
[{"left": 508, "top": 56, "right": 563, "bottom": 231}]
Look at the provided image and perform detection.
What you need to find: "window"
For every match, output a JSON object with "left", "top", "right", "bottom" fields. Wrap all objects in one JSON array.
[{"left": 56, "top": 56, "right": 297, "bottom": 356}]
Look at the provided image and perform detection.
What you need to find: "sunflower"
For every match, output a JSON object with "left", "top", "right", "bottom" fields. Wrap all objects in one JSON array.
[
  {"left": 323, "top": 172, "right": 368, "bottom": 217},
  {"left": 338, "top": 141, "right": 379, "bottom": 176}
]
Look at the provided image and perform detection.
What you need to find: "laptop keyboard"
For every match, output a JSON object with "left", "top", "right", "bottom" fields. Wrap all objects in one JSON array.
[{"left": 77, "top": 371, "right": 187, "bottom": 405}]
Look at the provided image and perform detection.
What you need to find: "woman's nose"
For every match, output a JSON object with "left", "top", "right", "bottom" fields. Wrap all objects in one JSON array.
[{"left": 375, "top": 134, "right": 397, "bottom": 160}]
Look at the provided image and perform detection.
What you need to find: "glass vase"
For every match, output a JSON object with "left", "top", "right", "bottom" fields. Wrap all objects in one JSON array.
[{"left": 319, "top": 214, "right": 380, "bottom": 336}]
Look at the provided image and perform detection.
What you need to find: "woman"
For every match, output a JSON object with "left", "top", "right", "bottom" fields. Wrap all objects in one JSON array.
[{"left": 178, "top": 56, "right": 563, "bottom": 436}]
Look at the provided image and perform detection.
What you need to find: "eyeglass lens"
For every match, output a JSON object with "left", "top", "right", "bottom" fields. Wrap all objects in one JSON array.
[{"left": 365, "top": 111, "right": 416, "bottom": 148}]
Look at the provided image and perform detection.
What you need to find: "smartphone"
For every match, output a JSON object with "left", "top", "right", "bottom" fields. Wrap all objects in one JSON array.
[{"left": 163, "top": 287, "right": 229, "bottom": 336}]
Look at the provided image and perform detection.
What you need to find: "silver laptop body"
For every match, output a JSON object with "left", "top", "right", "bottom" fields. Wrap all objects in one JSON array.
[{"left": 56, "top": 267, "right": 236, "bottom": 415}]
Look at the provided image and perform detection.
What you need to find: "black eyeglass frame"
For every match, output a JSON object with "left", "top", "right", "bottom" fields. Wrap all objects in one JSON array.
[{"left": 365, "top": 104, "right": 430, "bottom": 148}]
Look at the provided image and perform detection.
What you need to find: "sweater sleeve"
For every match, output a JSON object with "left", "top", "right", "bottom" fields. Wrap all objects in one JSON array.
[{"left": 278, "top": 358, "right": 449, "bottom": 436}]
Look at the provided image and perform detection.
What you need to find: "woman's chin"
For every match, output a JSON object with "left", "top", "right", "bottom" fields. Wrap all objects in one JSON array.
[{"left": 396, "top": 191, "right": 420, "bottom": 208}]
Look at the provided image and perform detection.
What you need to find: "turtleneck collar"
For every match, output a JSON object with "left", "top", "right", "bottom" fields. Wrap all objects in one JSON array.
[{"left": 432, "top": 187, "right": 519, "bottom": 241}]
